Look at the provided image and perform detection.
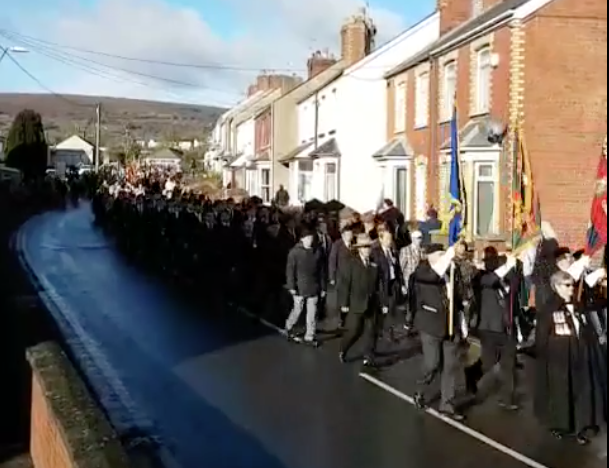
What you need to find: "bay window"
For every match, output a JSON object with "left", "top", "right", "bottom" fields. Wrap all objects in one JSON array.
[
  {"left": 474, "top": 162, "right": 499, "bottom": 236},
  {"left": 260, "top": 168, "right": 271, "bottom": 203},
  {"left": 324, "top": 162, "right": 337, "bottom": 201},
  {"left": 297, "top": 160, "right": 313, "bottom": 202}
]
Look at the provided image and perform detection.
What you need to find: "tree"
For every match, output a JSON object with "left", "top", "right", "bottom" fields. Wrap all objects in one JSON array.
[{"left": 5, "top": 109, "right": 48, "bottom": 180}]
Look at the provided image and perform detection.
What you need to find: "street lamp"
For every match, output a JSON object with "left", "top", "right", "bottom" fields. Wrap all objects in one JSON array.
[{"left": 0, "top": 46, "right": 29, "bottom": 64}]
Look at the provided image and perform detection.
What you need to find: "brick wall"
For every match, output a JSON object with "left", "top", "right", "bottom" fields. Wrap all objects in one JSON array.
[
  {"left": 523, "top": 0, "right": 607, "bottom": 247},
  {"left": 27, "top": 342, "right": 131, "bottom": 468}
]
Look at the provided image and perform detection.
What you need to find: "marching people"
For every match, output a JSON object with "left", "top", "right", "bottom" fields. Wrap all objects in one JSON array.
[
  {"left": 328, "top": 223, "right": 356, "bottom": 330},
  {"left": 411, "top": 243, "right": 468, "bottom": 421},
  {"left": 338, "top": 233, "right": 384, "bottom": 366},
  {"left": 473, "top": 249, "right": 521, "bottom": 411},
  {"left": 284, "top": 225, "right": 327, "bottom": 346},
  {"left": 534, "top": 270, "right": 605, "bottom": 445}
]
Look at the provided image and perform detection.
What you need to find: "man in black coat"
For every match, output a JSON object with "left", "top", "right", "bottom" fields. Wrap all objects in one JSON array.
[
  {"left": 473, "top": 251, "right": 520, "bottom": 410},
  {"left": 284, "top": 225, "right": 327, "bottom": 346},
  {"left": 338, "top": 233, "right": 385, "bottom": 366},
  {"left": 412, "top": 243, "right": 467, "bottom": 421},
  {"left": 328, "top": 224, "right": 355, "bottom": 329}
]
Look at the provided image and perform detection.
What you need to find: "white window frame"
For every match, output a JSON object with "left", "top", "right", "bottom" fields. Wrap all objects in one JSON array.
[
  {"left": 475, "top": 47, "right": 492, "bottom": 115},
  {"left": 297, "top": 159, "right": 314, "bottom": 203},
  {"left": 394, "top": 81, "right": 406, "bottom": 133},
  {"left": 415, "top": 72, "right": 430, "bottom": 128},
  {"left": 394, "top": 166, "right": 411, "bottom": 220},
  {"left": 323, "top": 161, "right": 338, "bottom": 201},
  {"left": 260, "top": 167, "right": 271, "bottom": 203},
  {"left": 473, "top": 161, "right": 500, "bottom": 236},
  {"left": 442, "top": 61, "right": 457, "bottom": 121}
]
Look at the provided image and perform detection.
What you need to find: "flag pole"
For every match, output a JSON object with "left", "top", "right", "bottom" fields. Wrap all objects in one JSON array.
[{"left": 448, "top": 96, "right": 459, "bottom": 338}]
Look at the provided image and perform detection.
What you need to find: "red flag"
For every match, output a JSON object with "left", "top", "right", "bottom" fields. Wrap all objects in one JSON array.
[{"left": 585, "top": 138, "right": 607, "bottom": 254}]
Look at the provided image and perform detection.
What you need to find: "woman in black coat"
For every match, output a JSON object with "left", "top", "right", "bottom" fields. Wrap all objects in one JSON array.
[{"left": 534, "top": 270, "right": 605, "bottom": 445}]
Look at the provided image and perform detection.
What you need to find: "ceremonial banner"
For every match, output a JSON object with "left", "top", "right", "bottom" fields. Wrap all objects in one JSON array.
[
  {"left": 448, "top": 103, "right": 466, "bottom": 246},
  {"left": 585, "top": 137, "right": 607, "bottom": 254},
  {"left": 511, "top": 127, "right": 541, "bottom": 254}
]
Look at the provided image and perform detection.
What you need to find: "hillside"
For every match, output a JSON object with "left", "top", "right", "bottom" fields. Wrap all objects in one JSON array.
[{"left": 0, "top": 93, "right": 226, "bottom": 146}]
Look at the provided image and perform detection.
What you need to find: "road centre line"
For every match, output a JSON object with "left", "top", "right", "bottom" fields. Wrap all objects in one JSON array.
[{"left": 359, "top": 372, "right": 551, "bottom": 468}]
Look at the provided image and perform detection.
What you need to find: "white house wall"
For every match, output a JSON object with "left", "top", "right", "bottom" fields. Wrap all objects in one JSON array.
[
  {"left": 235, "top": 118, "right": 255, "bottom": 158},
  {"left": 336, "top": 13, "right": 440, "bottom": 213}
]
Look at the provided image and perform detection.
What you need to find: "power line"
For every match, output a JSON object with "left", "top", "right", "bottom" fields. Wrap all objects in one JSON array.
[
  {"left": 1, "top": 31, "right": 245, "bottom": 107},
  {"left": 1, "top": 32, "right": 239, "bottom": 107},
  {"left": 0, "top": 28, "right": 306, "bottom": 73},
  {"left": 3, "top": 50, "right": 93, "bottom": 108}
]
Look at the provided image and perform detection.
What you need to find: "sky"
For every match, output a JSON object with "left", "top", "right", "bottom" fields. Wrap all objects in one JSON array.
[{"left": 0, "top": 0, "right": 435, "bottom": 107}]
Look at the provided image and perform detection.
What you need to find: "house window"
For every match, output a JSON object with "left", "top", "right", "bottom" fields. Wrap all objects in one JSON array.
[
  {"left": 442, "top": 61, "right": 457, "bottom": 121},
  {"left": 395, "top": 167, "right": 408, "bottom": 215},
  {"left": 475, "top": 48, "right": 492, "bottom": 114},
  {"left": 260, "top": 168, "right": 271, "bottom": 203},
  {"left": 324, "top": 162, "right": 338, "bottom": 201},
  {"left": 246, "top": 169, "right": 258, "bottom": 197},
  {"left": 297, "top": 159, "right": 314, "bottom": 202},
  {"left": 415, "top": 72, "right": 430, "bottom": 128},
  {"left": 394, "top": 81, "right": 406, "bottom": 133},
  {"left": 474, "top": 162, "right": 499, "bottom": 236}
]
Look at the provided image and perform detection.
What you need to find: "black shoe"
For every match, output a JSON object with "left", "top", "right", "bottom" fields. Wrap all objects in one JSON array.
[
  {"left": 339, "top": 352, "right": 347, "bottom": 363},
  {"left": 498, "top": 401, "right": 520, "bottom": 412},
  {"left": 439, "top": 407, "right": 466, "bottom": 422},
  {"left": 576, "top": 434, "right": 591, "bottom": 446},
  {"left": 414, "top": 393, "right": 427, "bottom": 410},
  {"left": 303, "top": 339, "right": 320, "bottom": 348},
  {"left": 550, "top": 430, "right": 564, "bottom": 440},
  {"left": 286, "top": 330, "right": 299, "bottom": 343},
  {"left": 362, "top": 356, "right": 377, "bottom": 368}
]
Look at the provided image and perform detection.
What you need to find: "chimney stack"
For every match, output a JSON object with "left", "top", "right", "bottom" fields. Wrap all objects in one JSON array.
[
  {"left": 247, "top": 74, "right": 303, "bottom": 96},
  {"left": 307, "top": 51, "right": 337, "bottom": 79},
  {"left": 340, "top": 8, "right": 376, "bottom": 67}
]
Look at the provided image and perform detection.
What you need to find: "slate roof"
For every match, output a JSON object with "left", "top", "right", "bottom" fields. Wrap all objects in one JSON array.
[
  {"left": 372, "top": 136, "right": 415, "bottom": 159},
  {"left": 385, "top": 0, "right": 530, "bottom": 78},
  {"left": 309, "top": 138, "right": 340, "bottom": 158},
  {"left": 440, "top": 116, "right": 496, "bottom": 149},
  {"left": 279, "top": 141, "right": 315, "bottom": 163}
]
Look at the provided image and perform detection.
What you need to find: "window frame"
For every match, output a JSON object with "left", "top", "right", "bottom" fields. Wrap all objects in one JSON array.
[
  {"left": 415, "top": 72, "right": 430, "bottom": 128},
  {"left": 473, "top": 161, "right": 500, "bottom": 236},
  {"left": 442, "top": 61, "right": 457, "bottom": 121},
  {"left": 323, "top": 161, "right": 338, "bottom": 201},
  {"left": 394, "top": 81, "right": 407, "bottom": 133},
  {"left": 475, "top": 47, "right": 492, "bottom": 115},
  {"left": 260, "top": 167, "right": 271, "bottom": 203}
]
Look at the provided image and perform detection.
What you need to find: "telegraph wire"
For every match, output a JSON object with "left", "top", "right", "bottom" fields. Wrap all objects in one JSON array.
[
  {"left": 3, "top": 50, "right": 93, "bottom": 108},
  {"left": 1, "top": 31, "right": 244, "bottom": 104},
  {"left": 0, "top": 32, "right": 239, "bottom": 107}
]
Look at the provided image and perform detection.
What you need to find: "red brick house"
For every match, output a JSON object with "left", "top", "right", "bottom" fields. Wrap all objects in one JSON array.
[
  {"left": 385, "top": 0, "right": 606, "bottom": 247},
  {"left": 254, "top": 106, "right": 273, "bottom": 202}
]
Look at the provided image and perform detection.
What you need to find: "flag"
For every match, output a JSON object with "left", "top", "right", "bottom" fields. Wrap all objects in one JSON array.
[
  {"left": 585, "top": 138, "right": 607, "bottom": 254},
  {"left": 511, "top": 126, "right": 541, "bottom": 254},
  {"left": 448, "top": 103, "right": 466, "bottom": 246}
]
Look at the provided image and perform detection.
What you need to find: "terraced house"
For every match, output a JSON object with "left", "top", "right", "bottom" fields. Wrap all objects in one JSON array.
[{"left": 384, "top": 0, "right": 606, "bottom": 246}]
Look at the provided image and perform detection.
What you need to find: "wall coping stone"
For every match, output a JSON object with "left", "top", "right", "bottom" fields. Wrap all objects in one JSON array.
[{"left": 26, "top": 342, "right": 132, "bottom": 468}]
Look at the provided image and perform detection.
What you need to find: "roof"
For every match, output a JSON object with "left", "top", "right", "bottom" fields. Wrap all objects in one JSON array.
[
  {"left": 275, "top": 60, "right": 346, "bottom": 106},
  {"left": 385, "top": 0, "right": 529, "bottom": 78},
  {"left": 372, "top": 136, "right": 414, "bottom": 159},
  {"left": 55, "top": 134, "right": 95, "bottom": 149},
  {"left": 146, "top": 147, "right": 183, "bottom": 160},
  {"left": 279, "top": 140, "right": 315, "bottom": 163},
  {"left": 440, "top": 116, "right": 497, "bottom": 149},
  {"left": 233, "top": 89, "right": 281, "bottom": 126},
  {"left": 310, "top": 138, "right": 340, "bottom": 158}
]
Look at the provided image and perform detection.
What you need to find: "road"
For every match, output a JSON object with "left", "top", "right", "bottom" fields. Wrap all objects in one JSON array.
[{"left": 18, "top": 205, "right": 606, "bottom": 468}]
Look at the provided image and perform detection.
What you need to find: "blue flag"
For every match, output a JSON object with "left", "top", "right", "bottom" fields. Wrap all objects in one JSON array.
[{"left": 448, "top": 104, "right": 465, "bottom": 246}]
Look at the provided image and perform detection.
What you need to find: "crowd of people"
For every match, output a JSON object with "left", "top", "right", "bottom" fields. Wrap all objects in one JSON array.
[{"left": 92, "top": 171, "right": 607, "bottom": 447}]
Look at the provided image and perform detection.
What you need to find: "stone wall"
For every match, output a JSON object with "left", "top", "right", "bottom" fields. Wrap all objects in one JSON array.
[{"left": 27, "top": 342, "right": 131, "bottom": 468}]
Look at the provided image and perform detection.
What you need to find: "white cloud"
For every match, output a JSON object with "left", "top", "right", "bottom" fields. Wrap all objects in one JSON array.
[{"left": 24, "top": 0, "right": 411, "bottom": 106}]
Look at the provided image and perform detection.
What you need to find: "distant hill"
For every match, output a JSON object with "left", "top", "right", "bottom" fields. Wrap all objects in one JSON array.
[{"left": 0, "top": 93, "right": 226, "bottom": 147}]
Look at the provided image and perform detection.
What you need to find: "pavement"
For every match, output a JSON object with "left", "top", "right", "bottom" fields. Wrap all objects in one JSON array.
[{"left": 18, "top": 205, "right": 607, "bottom": 468}]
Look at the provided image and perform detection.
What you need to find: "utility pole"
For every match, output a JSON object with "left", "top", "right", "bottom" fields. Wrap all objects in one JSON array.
[{"left": 94, "top": 103, "right": 101, "bottom": 171}]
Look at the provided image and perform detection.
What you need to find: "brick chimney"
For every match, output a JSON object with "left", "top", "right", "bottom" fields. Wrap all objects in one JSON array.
[
  {"left": 307, "top": 51, "right": 337, "bottom": 79},
  {"left": 438, "top": 0, "right": 504, "bottom": 34},
  {"left": 340, "top": 8, "right": 377, "bottom": 67},
  {"left": 247, "top": 74, "right": 303, "bottom": 96}
]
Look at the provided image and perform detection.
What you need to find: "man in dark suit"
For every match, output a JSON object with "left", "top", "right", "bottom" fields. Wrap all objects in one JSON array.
[
  {"left": 328, "top": 223, "right": 355, "bottom": 329},
  {"left": 372, "top": 226, "right": 406, "bottom": 341},
  {"left": 412, "top": 243, "right": 467, "bottom": 421},
  {"left": 473, "top": 251, "right": 520, "bottom": 411},
  {"left": 338, "top": 233, "right": 385, "bottom": 367}
]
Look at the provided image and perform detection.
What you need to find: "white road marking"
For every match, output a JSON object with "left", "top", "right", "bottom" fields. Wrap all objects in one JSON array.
[{"left": 359, "top": 372, "right": 551, "bottom": 468}]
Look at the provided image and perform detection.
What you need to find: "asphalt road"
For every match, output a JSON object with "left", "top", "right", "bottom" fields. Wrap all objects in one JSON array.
[{"left": 19, "top": 205, "right": 606, "bottom": 468}]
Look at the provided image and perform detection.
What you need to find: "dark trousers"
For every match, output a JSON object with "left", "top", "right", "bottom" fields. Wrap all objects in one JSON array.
[
  {"left": 340, "top": 311, "right": 380, "bottom": 357},
  {"left": 477, "top": 330, "right": 517, "bottom": 404},
  {"left": 417, "top": 332, "right": 461, "bottom": 409}
]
